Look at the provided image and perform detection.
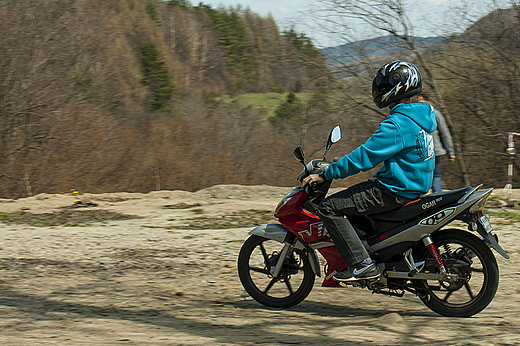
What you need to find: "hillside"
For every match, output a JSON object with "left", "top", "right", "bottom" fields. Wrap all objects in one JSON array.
[
  {"left": 2, "top": 1, "right": 520, "bottom": 199},
  {"left": 0, "top": 0, "right": 335, "bottom": 199},
  {"left": 463, "top": 7, "right": 520, "bottom": 47}
]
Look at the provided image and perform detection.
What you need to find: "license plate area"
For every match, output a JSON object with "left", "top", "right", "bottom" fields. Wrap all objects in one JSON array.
[{"left": 478, "top": 215, "right": 493, "bottom": 233}]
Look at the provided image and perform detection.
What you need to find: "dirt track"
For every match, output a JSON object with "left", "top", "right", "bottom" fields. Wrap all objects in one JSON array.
[{"left": 1, "top": 185, "right": 519, "bottom": 345}]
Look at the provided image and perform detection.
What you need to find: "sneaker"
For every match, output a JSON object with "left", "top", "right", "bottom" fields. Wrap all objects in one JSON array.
[{"left": 333, "top": 260, "right": 381, "bottom": 282}]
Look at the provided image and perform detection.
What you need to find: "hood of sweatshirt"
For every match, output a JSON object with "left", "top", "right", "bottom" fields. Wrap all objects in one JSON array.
[{"left": 390, "top": 102, "right": 437, "bottom": 133}]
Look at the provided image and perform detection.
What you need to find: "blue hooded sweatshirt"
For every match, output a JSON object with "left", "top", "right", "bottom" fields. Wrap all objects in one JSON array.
[{"left": 322, "top": 102, "right": 437, "bottom": 199}]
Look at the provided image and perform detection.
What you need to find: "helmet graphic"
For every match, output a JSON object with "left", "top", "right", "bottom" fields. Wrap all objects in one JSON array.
[{"left": 372, "top": 61, "right": 422, "bottom": 108}]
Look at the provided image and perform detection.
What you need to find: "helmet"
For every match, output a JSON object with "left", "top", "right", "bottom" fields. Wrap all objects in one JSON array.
[{"left": 372, "top": 61, "right": 422, "bottom": 108}]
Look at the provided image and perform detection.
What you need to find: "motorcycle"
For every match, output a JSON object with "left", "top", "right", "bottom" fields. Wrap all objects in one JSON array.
[{"left": 237, "top": 126, "right": 510, "bottom": 317}]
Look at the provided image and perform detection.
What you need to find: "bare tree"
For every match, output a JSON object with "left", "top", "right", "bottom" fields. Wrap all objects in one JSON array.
[{"left": 310, "top": 0, "right": 472, "bottom": 186}]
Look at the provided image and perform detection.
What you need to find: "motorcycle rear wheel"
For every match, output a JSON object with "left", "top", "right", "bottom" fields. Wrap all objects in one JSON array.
[
  {"left": 238, "top": 235, "right": 315, "bottom": 308},
  {"left": 415, "top": 228, "right": 499, "bottom": 317}
]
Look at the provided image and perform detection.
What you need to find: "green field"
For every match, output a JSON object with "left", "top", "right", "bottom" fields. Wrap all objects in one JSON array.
[{"left": 222, "top": 92, "right": 311, "bottom": 119}]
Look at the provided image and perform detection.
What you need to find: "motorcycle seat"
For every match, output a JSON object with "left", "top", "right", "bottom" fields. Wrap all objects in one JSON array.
[{"left": 372, "top": 186, "right": 473, "bottom": 222}]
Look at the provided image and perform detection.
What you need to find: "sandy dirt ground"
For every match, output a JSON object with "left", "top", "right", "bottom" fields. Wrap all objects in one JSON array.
[{"left": 0, "top": 184, "right": 519, "bottom": 346}]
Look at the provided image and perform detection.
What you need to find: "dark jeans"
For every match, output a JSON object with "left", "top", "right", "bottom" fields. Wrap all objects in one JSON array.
[
  {"left": 317, "top": 179, "right": 411, "bottom": 267},
  {"left": 432, "top": 156, "right": 442, "bottom": 193}
]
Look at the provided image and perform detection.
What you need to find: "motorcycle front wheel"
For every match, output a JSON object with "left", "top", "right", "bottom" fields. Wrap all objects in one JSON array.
[
  {"left": 237, "top": 235, "right": 315, "bottom": 308},
  {"left": 414, "top": 228, "right": 499, "bottom": 317}
]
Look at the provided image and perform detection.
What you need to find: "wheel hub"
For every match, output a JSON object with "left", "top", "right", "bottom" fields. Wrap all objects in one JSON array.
[{"left": 439, "top": 264, "right": 471, "bottom": 291}]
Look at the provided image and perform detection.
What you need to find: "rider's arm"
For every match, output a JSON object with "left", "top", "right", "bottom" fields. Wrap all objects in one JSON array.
[{"left": 322, "top": 119, "right": 404, "bottom": 181}]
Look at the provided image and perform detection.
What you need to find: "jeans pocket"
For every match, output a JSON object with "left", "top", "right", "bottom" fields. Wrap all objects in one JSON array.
[
  {"left": 353, "top": 191, "right": 368, "bottom": 213},
  {"left": 353, "top": 186, "right": 385, "bottom": 213}
]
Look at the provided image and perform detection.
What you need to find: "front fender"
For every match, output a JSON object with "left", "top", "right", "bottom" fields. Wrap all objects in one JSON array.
[
  {"left": 249, "top": 223, "right": 288, "bottom": 243},
  {"left": 248, "top": 223, "right": 321, "bottom": 277}
]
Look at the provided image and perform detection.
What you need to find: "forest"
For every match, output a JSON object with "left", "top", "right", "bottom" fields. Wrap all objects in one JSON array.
[{"left": 0, "top": 0, "right": 519, "bottom": 198}]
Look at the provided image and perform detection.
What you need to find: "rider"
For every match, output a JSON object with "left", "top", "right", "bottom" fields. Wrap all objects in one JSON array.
[{"left": 302, "top": 61, "right": 437, "bottom": 282}]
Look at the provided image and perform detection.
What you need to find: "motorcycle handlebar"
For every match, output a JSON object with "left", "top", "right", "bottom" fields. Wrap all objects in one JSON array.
[{"left": 304, "top": 181, "right": 318, "bottom": 195}]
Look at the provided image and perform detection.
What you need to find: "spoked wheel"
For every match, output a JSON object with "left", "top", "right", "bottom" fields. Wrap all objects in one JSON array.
[
  {"left": 415, "top": 229, "right": 499, "bottom": 317},
  {"left": 237, "top": 235, "right": 315, "bottom": 308}
]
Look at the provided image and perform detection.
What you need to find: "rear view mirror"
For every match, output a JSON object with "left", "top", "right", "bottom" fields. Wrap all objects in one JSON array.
[
  {"left": 324, "top": 125, "right": 341, "bottom": 160},
  {"left": 330, "top": 126, "right": 341, "bottom": 143},
  {"left": 294, "top": 146, "right": 305, "bottom": 164}
]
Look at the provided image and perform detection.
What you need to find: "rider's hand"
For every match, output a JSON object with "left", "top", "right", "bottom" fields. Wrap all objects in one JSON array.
[{"left": 301, "top": 174, "right": 324, "bottom": 188}]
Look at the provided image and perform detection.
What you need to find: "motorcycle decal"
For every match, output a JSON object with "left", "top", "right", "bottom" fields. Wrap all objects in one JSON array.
[
  {"left": 313, "top": 222, "right": 328, "bottom": 237},
  {"left": 297, "top": 228, "right": 312, "bottom": 238},
  {"left": 297, "top": 222, "right": 328, "bottom": 241},
  {"left": 368, "top": 232, "right": 389, "bottom": 245},
  {"left": 325, "top": 269, "right": 338, "bottom": 281},
  {"left": 422, "top": 196, "right": 443, "bottom": 210},
  {"left": 420, "top": 207, "right": 455, "bottom": 226}
]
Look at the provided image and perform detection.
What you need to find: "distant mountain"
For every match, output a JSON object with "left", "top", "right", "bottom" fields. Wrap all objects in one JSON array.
[
  {"left": 465, "top": 7, "right": 519, "bottom": 36},
  {"left": 462, "top": 7, "right": 519, "bottom": 49},
  {"left": 321, "top": 6, "right": 520, "bottom": 66},
  {"left": 321, "top": 35, "right": 446, "bottom": 65}
]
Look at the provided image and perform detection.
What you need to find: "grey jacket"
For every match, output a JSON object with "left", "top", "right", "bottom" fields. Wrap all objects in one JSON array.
[{"left": 433, "top": 109, "right": 454, "bottom": 156}]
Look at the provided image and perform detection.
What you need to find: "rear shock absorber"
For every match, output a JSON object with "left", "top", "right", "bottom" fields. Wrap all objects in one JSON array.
[{"left": 423, "top": 236, "right": 447, "bottom": 274}]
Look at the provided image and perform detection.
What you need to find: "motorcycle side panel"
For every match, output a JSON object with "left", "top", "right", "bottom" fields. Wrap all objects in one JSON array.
[{"left": 369, "top": 190, "right": 497, "bottom": 252}]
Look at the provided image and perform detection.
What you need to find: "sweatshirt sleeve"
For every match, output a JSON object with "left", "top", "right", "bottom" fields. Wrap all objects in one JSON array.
[
  {"left": 435, "top": 110, "right": 455, "bottom": 156},
  {"left": 323, "top": 118, "right": 404, "bottom": 180}
]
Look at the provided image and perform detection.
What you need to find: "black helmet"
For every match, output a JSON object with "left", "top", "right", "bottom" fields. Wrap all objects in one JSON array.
[{"left": 372, "top": 61, "right": 422, "bottom": 108}]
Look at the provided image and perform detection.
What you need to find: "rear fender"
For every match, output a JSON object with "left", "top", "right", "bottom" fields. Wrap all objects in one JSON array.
[{"left": 249, "top": 223, "right": 321, "bottom": 277}]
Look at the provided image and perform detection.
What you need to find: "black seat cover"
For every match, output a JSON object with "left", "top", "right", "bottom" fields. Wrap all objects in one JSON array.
[{"left": 372, "top": 186, "right": 472, "bottom": 222}]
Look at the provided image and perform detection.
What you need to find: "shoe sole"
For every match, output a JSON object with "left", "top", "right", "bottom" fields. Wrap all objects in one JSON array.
[{"left": 333, "top": 273, "right": 381, "bottom": 282}]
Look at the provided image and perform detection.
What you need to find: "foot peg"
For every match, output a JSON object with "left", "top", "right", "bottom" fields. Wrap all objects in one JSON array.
[{"left": 404, "top": 248, "right": 425, "bottom": 277}]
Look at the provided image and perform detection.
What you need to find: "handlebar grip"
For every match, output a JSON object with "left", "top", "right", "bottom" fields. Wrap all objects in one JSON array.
[{"left": 305, "top": 183, "right": 317, "bottom": 195}]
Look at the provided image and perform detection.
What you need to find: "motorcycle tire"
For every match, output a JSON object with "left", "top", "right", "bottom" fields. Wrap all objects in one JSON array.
[
  {"left": 238, "top": 235, "right": 315, "bottom": 308},
  {"left": 414, "top": 228, "right": 499, "bottom": 317}
]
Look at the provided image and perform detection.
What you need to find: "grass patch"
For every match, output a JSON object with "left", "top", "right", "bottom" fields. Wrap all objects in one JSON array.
[
  {"left": 222, "top": 93, "right": 311, "bottom": 119},
  {"left": 484, "top": 208, "right": 520, "bottom": 225},
  {"left": 0, "top": 210, "right": 140, "bottom": 227}
]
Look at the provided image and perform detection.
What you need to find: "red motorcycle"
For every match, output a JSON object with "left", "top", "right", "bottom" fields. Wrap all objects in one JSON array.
[{"left": 237, "top": 126, "right": 509, "bottom": 317}]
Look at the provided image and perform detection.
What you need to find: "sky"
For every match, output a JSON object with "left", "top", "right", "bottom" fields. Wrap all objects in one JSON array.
[{"left": 193, "top": 0, "right": 511, "bottom": 47}]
